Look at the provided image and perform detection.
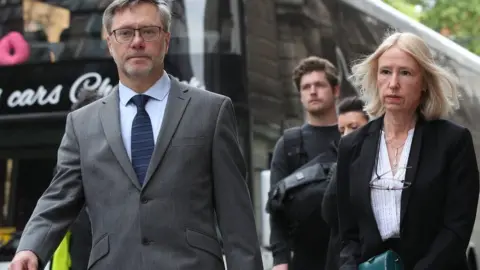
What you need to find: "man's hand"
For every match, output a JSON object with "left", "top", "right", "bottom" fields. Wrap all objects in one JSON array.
[
  {"left": 8, "top": 250, "right": 38, "bottom": 270},
  {"left": 272, "top": 264, "right": 288, "bottom": 270}
]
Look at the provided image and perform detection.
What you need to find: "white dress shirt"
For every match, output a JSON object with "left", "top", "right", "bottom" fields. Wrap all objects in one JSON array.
[
  {"left": 118, "top": 72, "right": 170, "bottom": 160},
  {"left": 371, "top": 128, "right": 414, "bottom": 240}
]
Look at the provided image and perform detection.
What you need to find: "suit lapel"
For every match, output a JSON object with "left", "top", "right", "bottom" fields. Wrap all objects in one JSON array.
[
  {"left": 99, "top": 87, "right": 141, "bottom": 190},
  {"left": 400, "top": 117, "right": 425, "bottom": 226},
  {"left": 143, "top": 76, "right": 191, "bottom": 186},
  {"left": 354, "top": 118, "right": 383, "bottom": 244}
]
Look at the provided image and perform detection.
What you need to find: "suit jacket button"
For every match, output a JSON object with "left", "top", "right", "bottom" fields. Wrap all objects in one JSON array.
[{"left": 141, "top": 197, "right": 150, "bottom": 204}]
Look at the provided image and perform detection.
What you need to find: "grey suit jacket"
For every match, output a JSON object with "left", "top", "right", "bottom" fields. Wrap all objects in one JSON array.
[{"left": 17, "top": 75, "right": 263, "bottom": 270}]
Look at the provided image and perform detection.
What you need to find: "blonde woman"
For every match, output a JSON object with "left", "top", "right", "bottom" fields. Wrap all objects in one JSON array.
[{"left": 336, "top": 31, "right": 479, "bottom": 270}]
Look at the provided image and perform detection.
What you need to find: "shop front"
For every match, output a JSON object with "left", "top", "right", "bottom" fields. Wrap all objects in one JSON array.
[{"left": 0, "top": 0, "right": 250, "bottom": 250}]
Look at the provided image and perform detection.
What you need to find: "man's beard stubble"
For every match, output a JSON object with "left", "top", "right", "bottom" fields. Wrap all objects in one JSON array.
[
  {"left": 307, "top": 101, "right": 336, "bottom": 117},
  {"left": 123, "top": 61, "right": 154, "bottom": 78}
]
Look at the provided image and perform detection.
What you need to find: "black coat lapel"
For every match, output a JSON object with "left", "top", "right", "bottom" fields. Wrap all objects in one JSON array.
[
  {"left": 351, "top": 117, "right": 384, "bottom": 245},
  {"left": 400, "top": 117, "right": 425, "bottom": 226}
]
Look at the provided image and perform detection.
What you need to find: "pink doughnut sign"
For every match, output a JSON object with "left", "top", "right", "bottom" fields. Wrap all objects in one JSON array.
[{"left": 0, "top": 31, "right": 30, "bottom": 66}]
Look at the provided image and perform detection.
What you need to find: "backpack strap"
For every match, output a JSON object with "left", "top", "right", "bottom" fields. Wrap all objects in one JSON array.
[{"left": 283, "top": 127, "right": 308, "bottom": 173}]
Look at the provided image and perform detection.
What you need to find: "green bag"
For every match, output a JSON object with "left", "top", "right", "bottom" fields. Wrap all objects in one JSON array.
[{"left": 358, "top": 250, "right": 404, "bottom": 270}]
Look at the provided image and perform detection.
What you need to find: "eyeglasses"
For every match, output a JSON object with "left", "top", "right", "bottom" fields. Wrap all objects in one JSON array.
[
  {"left": 111, "top": 26, "right": 164, "bottom": 43},
  {"left": 369, "top": 166, "right": 412, "bottom": 190}
]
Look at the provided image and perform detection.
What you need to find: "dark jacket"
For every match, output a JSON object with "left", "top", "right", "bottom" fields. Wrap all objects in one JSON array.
[
  {"left": 269, "top": 125, "right": 340, "bottom": 269},
  {"left": 337, "top": 116, "right": 479, "bottom": 270},
  {"left": 321, "top": 163, "right": 340, "bottom": 270}
]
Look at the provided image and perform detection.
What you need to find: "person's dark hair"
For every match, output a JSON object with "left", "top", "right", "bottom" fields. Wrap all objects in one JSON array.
[
  {"left": 337, "top": 96, "right": 369, "bottom": 120},
  {"left": 71, "top": 90, "right": 102, "bottom": 111},
  {"left": 292, "top": 56, "right": 339, "bottom": 91}
]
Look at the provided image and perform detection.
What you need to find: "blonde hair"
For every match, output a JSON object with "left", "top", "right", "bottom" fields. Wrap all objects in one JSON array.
[{"left": 350, "top": 31, "right": 459, "bottom": 120}]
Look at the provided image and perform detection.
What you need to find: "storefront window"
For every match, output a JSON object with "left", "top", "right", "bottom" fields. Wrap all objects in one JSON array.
[
  {"left": 0, "top": 1, "right": 242, "bottom": 66},
  {"left": 0, "top": 0, "right": 251, "bottom": 188},
  {"left": 0, "top": 0, "right": 251, "bottom": 182},
  {"left": 0, "top": 0, "right": 246, "bottom": 112}
]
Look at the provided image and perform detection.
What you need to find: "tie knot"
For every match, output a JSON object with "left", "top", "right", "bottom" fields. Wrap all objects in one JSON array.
[{"left": 130, "top": 94, "right": 150, "bottom": 109}]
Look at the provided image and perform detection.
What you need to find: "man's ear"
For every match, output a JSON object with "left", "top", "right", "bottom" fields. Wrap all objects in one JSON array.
[
  {"left": 334, "top": 85, "right": 340, "bottom": 98},
  {"left": 164, "top": 32, "right": 171, "bottom": 53},
  {"left": 106, "top": 35, "right": 113, "bottom": 56}
]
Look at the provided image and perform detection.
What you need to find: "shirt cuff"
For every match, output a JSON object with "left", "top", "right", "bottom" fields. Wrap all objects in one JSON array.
[{"left": 272, "top": 249, "right": 291, "bottom": 266}]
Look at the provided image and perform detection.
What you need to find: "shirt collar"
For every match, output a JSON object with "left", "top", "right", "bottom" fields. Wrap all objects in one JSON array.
[{"left": 118, "top": 71, "right": 171, "bottom": 106}]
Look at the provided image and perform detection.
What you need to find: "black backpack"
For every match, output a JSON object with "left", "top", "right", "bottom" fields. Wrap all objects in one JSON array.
[
  {"left": 266, "top": 127, "right": 338, "bottom": 238},
  {"left": 283, "top": 127, "right": 309, "bottom": 173}
]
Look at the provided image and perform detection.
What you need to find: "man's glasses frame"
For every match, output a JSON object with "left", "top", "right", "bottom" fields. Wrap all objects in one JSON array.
[{"left": 110, "top": 26, "right": 165, "bottom": 43}]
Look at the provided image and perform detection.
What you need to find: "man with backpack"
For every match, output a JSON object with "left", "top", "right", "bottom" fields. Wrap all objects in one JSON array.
[{"left": 268, "top": 56, "right": 341, "bottom": 270}]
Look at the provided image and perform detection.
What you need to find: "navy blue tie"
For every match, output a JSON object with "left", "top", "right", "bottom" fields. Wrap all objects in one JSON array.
[{"left": 130, "top": 94, "right": 154, "bottom": 185}]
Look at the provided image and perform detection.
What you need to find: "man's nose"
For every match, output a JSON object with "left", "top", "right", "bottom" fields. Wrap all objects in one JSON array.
[{"left": 130, "top": 31, "right": 145, "bottom": 48}]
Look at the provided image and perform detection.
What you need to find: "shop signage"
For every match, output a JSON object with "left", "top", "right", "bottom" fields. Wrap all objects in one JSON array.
[
  {"left": 0, "top": 72, "right": 115, "bottom": 109},
  {"left": 0, "top": 59, "right": 207, "bottom": 117},
  {"left": 0, "top": 60, "right": 118, "bottom": 115},
  {"left": 0, "top": 72, "right": 206, "bottom": 110}
]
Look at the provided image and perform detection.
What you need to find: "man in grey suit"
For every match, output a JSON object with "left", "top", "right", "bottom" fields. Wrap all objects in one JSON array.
[{"left": 9, "top": 0, "right": 262, "bottom": 269}]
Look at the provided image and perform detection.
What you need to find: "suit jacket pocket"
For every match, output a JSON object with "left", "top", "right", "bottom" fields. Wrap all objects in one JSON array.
[
  {"left": 171, "top": 136, "right": 208, "bottom": 147},
  {"left": 185, "top": 228, "right": 223, "bottom": 261},
  {"left": 88, "top": 234, "right": 109, "bottom": 270}
]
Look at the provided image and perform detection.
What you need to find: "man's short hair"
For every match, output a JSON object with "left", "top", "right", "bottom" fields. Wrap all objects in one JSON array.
[
  {"left": 337, "top": 96, "right": 369, "bottom": 120},
  {"left": 292, "top": 56, "right": 339, "bottom": 91},
  {"left": 71, "top": 91, "right": 102, "bottom": 111},
  {"left": 103, "top": 0, "right": 171, "bottom": 33}
]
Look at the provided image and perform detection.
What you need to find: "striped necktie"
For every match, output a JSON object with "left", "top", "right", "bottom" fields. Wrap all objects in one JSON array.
[{"left": 130, "top": 94, "right": 154, "bottom": 185}]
